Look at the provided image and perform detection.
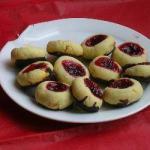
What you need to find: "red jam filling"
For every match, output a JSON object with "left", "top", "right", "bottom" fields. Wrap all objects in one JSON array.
[
  {"left": 119, "top": 42, "right": 144, "bottom": 56},
  {"left": 23, "top": 63, "right": 48, "bottom": 73},
  {"left": 109, "top": 79, "right": 133, "bottom": 89},
  {"left": 85, "top": 35, "right": 107, "bottom": 47},
  {"left": 62, "top": 60, "right": 86, "bottom": 76},
  {"left": 84, "top": 78, "right": 103, "bottom": 98},
  {"left": 46, "top": 82, "right": 68, "bottom": 92},
  {"left": 95, "top": 57, "right": 121, "bottom": 72}
]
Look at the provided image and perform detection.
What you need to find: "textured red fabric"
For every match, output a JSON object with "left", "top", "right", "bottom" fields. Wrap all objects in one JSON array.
[{"left": 0, "top": 0, "right": 150, "bottom": 149}]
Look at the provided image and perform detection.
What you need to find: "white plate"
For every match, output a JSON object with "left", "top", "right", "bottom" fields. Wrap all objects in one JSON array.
[{"left": 0, "top": 18, "right": 150, "bottom": 123}]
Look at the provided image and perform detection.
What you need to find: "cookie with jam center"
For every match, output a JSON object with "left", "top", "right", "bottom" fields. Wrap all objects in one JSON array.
[
  {"left": 81, "top": 34, "right": 115, "bottom": 59},
  {"left": 89, "top": 56, "right": 122, "bottom": 82},
  {"left": 54, "top": 56, "right": 89, "bottom": 85},
  {"left": 112, "top": 42, "right": 147, "bottom": 67},
  {"left": 71, "top": 77, "right": 103, "bottom": 112},
  {"left": 35, "top": 81, "right": 73, "bottom": 110},
  {"left": 103, "top": 78, "right": 143, "bottom": 106},
  {"left": 17, "top": 61, "right": 53, "bottom": 87}
]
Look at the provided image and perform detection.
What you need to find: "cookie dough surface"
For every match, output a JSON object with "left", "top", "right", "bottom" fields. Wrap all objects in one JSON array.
[
  {"left": 35, "top": 81, "right": 73, "bottom": 110},
  {"left": 103, "top": 78, "right": 143, "bottom": 106},
  {"left": 11, "top": 45, "right": 47, "bottom": 67},
  {"left": 89, "top": 56, "right": 122, "bottom": 81},
  {"left": 71, "top": 77, "right": 103, "bottom": 112},
  {"left": 17, "top": 61, "right": 53, "bottom": 87},
  {"left": 47, "top": 40, "right": 83, "bottom": 56},
  {"left": 112, "top": 44, "right": 147, "bottom": 67},
  {"left": 81, "top": 35, "right": 115, "bottom": 59},
  {"left": 124, "top": 62, "right": 150, "bottom": 79},
  {"left": 54, "top": 56, "right": 89, "bottom": 85}
]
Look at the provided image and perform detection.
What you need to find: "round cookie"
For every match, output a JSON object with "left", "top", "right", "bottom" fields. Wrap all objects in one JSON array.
[
  {"left": 35, "top": 81, "right": 73, "bottom": 110},
  {"left": 103, "top": 78, "right": 143, "bottom": 106},
  {"left": 112, "top": 42, "right": 147, "bottom": 67},
  {"left": 47, "top": 40, "right": 83, "bottom": 56},
  {"left": 71, "top": 77, "right": 103, "bottom": 112},
  {"left": 89, "top": 56, "right": 122, "bottom": 82},
  {"left": 17, "top": 61, "right": 53, "bottom": 87},
  {"left": 11, "top": 45, "right": 47, "bottom": 68},
  {"left": 54, "top": 56, "right": 89, "bottom": 85},
  {"left": 124, "top": 62, "right": 150, "bottom": 81},
  {"left": 81, "top": 34, "right": 115, "bottom": 59}
]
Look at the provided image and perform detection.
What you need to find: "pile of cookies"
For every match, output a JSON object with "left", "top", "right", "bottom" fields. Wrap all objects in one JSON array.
[{"left": 11, "top": 34, "right": 150, "bottom": 112}]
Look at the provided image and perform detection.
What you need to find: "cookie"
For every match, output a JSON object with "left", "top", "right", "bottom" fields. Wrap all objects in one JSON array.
[
  {"left": 17, "top": 61, "right": 53, "bottom": 87},
  {"left": 47, "top": 40, "right": 83, "bottom": 56},
  {"left": 35, "top": 81, "right": 73, "bottom": 110},
  {"left": 11, "top": 45, "right": 47, "bottom": 68},
  {"left": 71, "top": 77, "right": 103, "bottom": 112},
  {"left": 81, "top": 34, "right": 115, "bottom": 59},
  {"left": 124, "top": 62, "right": 150, "bottom": 81},
  {"left": 89, "top": 56, "right": 122, "bottom": 82},
  {"left": 112, "top": 42, "right": 147, "bottom": 67},
  {"left": 54, "top": 56, "right": 89, "bottom": 85},
  {"left": 103, "top": 78, "right": 143, "bottom": 106}
]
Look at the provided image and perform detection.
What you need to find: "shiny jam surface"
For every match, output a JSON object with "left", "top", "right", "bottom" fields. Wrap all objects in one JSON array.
[
  {"left": 23, "top": 63, "right": 48, "bottom": 73},
  {"left": 85, "top": 35, "right": 107, "bottom": 47},
  {"left": 95, "top": 57, "right": 120, "bottom": 72},
  {"left": 109, "top": 78, "right": 133, "bottom": 89},
  {"left": 84, "top": 78, "right": 103, "bottom": 98},
  {"left": 62, "top": 60, "right": 86, "bottom": 76},
  {"left": 119, "top": 42, "right": 144, "bottom": 56},
  {"left": 46, "top": 81, "right": 68, "bottom": 92}
]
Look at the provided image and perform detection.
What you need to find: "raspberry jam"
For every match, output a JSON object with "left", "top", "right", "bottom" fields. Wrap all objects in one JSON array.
[
  {"left": 85, "top": 35, "right": 107, "bottom": 47},
  {"left": 62, "top": 60, "right": 86, "bottom": 76},
  {"left": 119, "top": 42, "right": 144, "bottom": 56},
  {"left": 109, "top": 78, "right": 133, "bottom": 89},
  {"left": 23, "top": 63, "right": 48, "bottom": 73},
  {"left": 95, "top": 57, "right": 121, "bottom": 72},
  {"left": 46, "top": 81, "right": 68, "bottom": 92},
  {"left": 84, "top": 78, "right": 103, "bottom": 98}
]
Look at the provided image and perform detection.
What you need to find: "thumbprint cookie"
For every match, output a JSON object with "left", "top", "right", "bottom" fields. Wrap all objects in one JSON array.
[
  {"left": 103, "top": 78, "right": 143, "bottom": 106},
  {"left": 17, "top": 61, "right": 53, "bottom": 87},
  {"left": 81, "top": 34, "right": 115, "bottom": 59},
  {"left": 124, "top": 62, "right": 150, "bottom": 81},
  {"left": 89, "top": 56, "right": 122, "bottom": 82},
  {"left": 47, "top": 40, "right": 83, "bottom": 56},
  {"left": 71, "top": 77, "right": 103, "bottom": 112},
  {"left": 35, "top": 81, "right": 73, "bottom": 110},
  {"left": 54, "top": 56, "right": 89, "bottom": 85},
  {"left": 11, "top": 45, "right": 47, "bottom": 68},
  {"left": 112, "top": 42, "right": 147, "bottom": 67}
]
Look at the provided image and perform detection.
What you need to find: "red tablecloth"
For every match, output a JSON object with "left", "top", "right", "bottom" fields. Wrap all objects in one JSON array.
[{"left": 0, "top": 0, "right": 150, "bottom": 149}]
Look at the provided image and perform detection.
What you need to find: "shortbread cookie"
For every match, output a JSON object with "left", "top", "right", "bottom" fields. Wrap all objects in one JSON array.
[
  {"left": 71, "top": 77, "right": 103, "bottom": 112},
  {"left": 81, "top": 34, "right": 115, "bottom": 59},
  {"left": 47, "top": 40, "right": 83, "bottom": 56},
  {"left": 112, "top": 42, "right": 147, "bottom": 67},
  {"left": 124, "top": 62, "right": 150, "bottom": 81},
  {"left": 89, "top": 56, "right": 122, "bottom": 82},
  {"left": 103, "top": 78, "right": 143, "bottom": 106},
  {"left": 11, "top": 45, "right": 47, "bottom": 68},
  {"left": 35, "top": 81, "right": 73, "bottom": 110},
  {"left": 17, "top": 61, "right": 53, "bottom": 87},
  {"left": 54, "top": 56, "right": 89, "bottom": 85}
]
